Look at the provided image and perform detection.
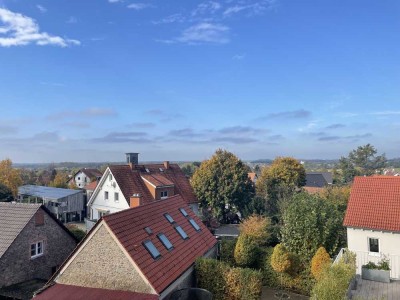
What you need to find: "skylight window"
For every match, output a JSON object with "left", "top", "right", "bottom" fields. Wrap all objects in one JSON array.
[
  {"left": 144, "top": 227, "right": 153, "bottom": 235},
  {"left": 158, "top": 233, "right": 173, "bottom": 251},
  {"left": 175, "top": 226, "right": 189, "bottom": 240},
  {"left": 164, "top": 213, "right": 175, "bottom": 224},
  {"left": 189, "top": 218, "right": 201, "bottom": 232},
  {"left": 143, "top": 240, "right": 161, "bottom": 259},
  {"left": 159, "top": 168, "right": 164, "bottom": 172},
  {"left": 145, "top": 168, "right": 150, "bottom": 173},
  {"left": 179, "top": 208, "right": 188, "bottom": 217}
]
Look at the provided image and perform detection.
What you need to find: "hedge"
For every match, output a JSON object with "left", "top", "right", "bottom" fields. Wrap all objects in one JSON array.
[
  {"left": 220, "top": 238, "right": 237, "bottom": 266},
  {"left": 195, "top": 258, "right": 262, "bottom": 300}
]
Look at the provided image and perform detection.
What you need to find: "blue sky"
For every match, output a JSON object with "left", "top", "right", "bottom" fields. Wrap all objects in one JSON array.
[{"left": 0, "top": 0, "right": 399, "bottom": 163}]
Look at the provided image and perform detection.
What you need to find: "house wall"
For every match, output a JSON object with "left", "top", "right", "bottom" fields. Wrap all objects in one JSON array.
[
  {"left": 75, "top": 171, "right": 91, "bottom": 188},
  {"left": 160, "top": 244, "right": 218, "bottom": 300},
  {"left": 89, "top": 171, "right": 129, "bottom": 220},
  {"left": 0, "top": 209, "right": 77, "bottom": 288},
  {"left": 347, "top": 227, "right": 400, "bottom": 278},
  {"left": 155, "top": 186, "right": 175, "bottom": 200},
  {"left": 56, "top": 224, "right": 155, "bottom": 294}
]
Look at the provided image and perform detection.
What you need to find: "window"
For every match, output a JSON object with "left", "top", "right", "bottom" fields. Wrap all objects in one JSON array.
[
  {"left": 77, "top": 177, "right": 80, "bottom": 180},
  {"left": 164, "top": 213, "right": 175, "bottom": 224},
  {"left": 158, "top": 233, "right": 173, "bottom": 251},
  {"left": 145, "top": 168, "right": 150, "bottom": 173},
  {"left": 144, "top": 227, "right": 153, "bottom": 235},
  {"left": 109, "top": 174, "right": 113, "bottom": 181},
  {"left": 160, "top": 191, "right": 168, "bottom": 198},
  {"left": 369, "top": 238, "right": 379, "bottom": 254},
  {"left": 179, "top": 208, "right": 188, "bottom": 217},
  {"left": 31, "top": 241, "right": 44, "bottom": 258},
  {"left": 114, "top": 192, "right": 119, "bottom": 202},
  {"left": 143, "top": 240, "right": 161, "bottom": 259},
  {"left": 98, "top": 211, "right": 108, "bottom": 218},
  {"left": 188, "top": 218, "right": 201, "bottom": 232},
  {"left": 104, "top": 191, "right": 109, "bottom": 200},
  {"left": 175, "top": 226, "right": 189, "bottom": 240},
  {"left": 159, "top": 168, "right": 164, "bottom": 172}
]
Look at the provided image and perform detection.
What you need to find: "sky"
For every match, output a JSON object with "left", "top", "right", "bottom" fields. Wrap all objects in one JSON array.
[{"left": 0, "top": 0, "right": 399, "bottom": 163}]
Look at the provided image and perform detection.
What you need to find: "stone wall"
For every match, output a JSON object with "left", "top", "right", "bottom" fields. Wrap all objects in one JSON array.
[
  {"left": 57, "top": 223, "right": 155, "bottom": 294},
  {"left": 0, "top": 209, "right": 77, "bottom": 288}
]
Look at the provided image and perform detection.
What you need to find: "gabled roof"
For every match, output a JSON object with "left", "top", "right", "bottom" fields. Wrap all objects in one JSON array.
[
  {"left": 103, "top": 195, "right": 217, "bottom": 294},
  {"left": 83, "top": 181, "right": 97, "bottom": 191},
  {"left": 343, "top": 176, "right": 400, "bottom": 232},
  {"left": 34, "top": 283, "right": 158, "bottom": 300},
  {"left": 80, "top": 168, "right": 102, "bottom": 179},
  {"left": 0, "top": 202, "right": 42, "bottom": 258},
  {"left": 141, "top": 174, "right": 174, "bottom": 187},
  {"left": 248, "top": 172, "right": 257, "bottom": 182},
  {"left": 305, "top": 172, "right": 332, "bottom": 188}
]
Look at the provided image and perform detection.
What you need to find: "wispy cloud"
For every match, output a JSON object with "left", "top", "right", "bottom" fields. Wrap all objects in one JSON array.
[
  {"left": 175, "top": 22, "right": 230, "bottom": 44},
  {"left": 223, "top": 0, "right": 276, "bottom": 17},
  {"left": 0, "top": 8, "right": 80, "bottom": 47},
  {"left": 47, "top": 107, "right": 117, "bottom": 121},
  {"left": 325, "top": 123, "right": 345, "bottom": 129},
  {"left": 192, "top": 1, "right": 222, "bottom": 16},
  {"left": 152, "top": 14, "right": 185, "bottom": 25},
  {"left": 144, "top": 109, "right": 183, "bottom": 121},
  {"left": 257, "top": 109, "right": 311, "bottom": 121},
  {"left": 127, "top": 122, "right": 156, "bottom": 129},
  {"left": 36, "top": 5, "right": 47, "bottom": 13},
  {"left": 232, "top": 53, "right": 246, "bottom": 60},
  {"left": 66, "top": 16, "right": 78, "bottom": 24},
  {"left": 127, "top": 3, "right": 155, "bottom": 10},
  {"left": 370, "top": 111, "right": 400, "bottom": 116},
  {"left": 92, "top": 131, "right": 151, "bottom": 143},
  {"left": 0, "top": 125, "right": 18, "bottom": 135},
  {"left": 218, "top": 126, "right": 267, "bottom": 135},
  {"left": 318, "top": 133, "right": 372, "bottom": 142},
  {"left": 108, "top": 0, "right": 123, "bottom": 2}
]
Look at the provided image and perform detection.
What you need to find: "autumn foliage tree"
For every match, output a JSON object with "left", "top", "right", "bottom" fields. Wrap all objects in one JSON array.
[
  {"left": 0, "top": 159, "right": 22, "bottom": 198},
  {"left": 239, "top": 214, "right": 270, "bottom": 246},
  {"left": 191, "top": 149, "right": 254, "bottom": 222},
  {"left": 271, "top": 244, "right": 291, "bottom": 274},
  {"left": 311, "top": 247, "right": 331, "bottom": 281},
  {"left": 49, "top": 172, "right": 69, "bottom": 188}
]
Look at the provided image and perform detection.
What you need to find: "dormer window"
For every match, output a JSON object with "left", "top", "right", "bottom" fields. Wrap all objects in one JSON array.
[
  {"left": 143, "top": 240, "right": 161, "bottom": 259},
  {"left": 160, "top": 191, "right": 168, "bottom": 199}
]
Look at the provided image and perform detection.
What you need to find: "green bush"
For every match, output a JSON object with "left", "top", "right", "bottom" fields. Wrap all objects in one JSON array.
[
  {"left": 195, "top": 258, "right": 263, "bottom": 300},
  {"left": 263, "top": 247, "right": 279, "bottom": 287},
  {"left": 66, "top": 225, "right": 86, "bottom": 241},
  {"left": 311, "top": 252, "right": 356, "bottom": 300},
  {"left": 220, "top": 238, "right": 237, "bottom": 266},
  {"left": 234, "top": 234, "right": 259, "bottom": 268}
]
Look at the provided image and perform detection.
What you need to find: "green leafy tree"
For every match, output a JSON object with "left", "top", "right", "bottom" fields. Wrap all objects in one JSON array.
[
  {"left": 191, "top": 149, "right": 255, "bottom": 221},
  {"left": 239, "top": 214, "right": 270, "bottom": 245},
  {"left": 234, "top": 235, "right": 259, "bottom": 268},
  {"left": 338, "top": 144, "right": 387, "bottom": 183},
  {"left": 180, "top": 162, "right": 201, "bottom": 178},
  {"left": 281, "top": 193, "right": 343, "bottom": 262},
  {"left": 0, "top": 159, "right": 22, "bottom": 198},
  {"left": 256, "top": 157, "right": 306, "bottom": 218},
  {"left": 0, "top": 183, "right": 13, "bottom": 202},
  {"left": 49, "top": 172, "right": 69, "bottom": 188}
]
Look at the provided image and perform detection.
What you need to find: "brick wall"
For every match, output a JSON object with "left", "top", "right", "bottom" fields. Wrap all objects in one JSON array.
[
  {"left": 0, "top": 209, "right": 77, "bottom": 288},
  {"left": 57, "top": 223, "right": 155, "bottom": 294}
]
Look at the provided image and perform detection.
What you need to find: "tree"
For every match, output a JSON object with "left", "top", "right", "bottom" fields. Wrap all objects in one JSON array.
[
  {"left": 337, "top": 144, "right": 387, "bottom": 183},
  {"left": 239, "top": 214, "right": 270, "bottom": 246},
  {"left": 256, "top": 157, "right": 306, "bottom": 218},
  {"left": 181, "top": 162, "right": 201, "bottom": 178},
  {"left": 0, "top": 183, "right": 13, "bottom": 202},
  {"left": 191, "top": 149, "right": 254, "bottom": 221},
  {"left": 0, "top": 159, "right": 22, "bottom": 198},
  {"left": 49, "top": 172, "right": 69, "bottom": 188},
  {"left": 271, "top": 244, "right": 291, "bottom": 274},
  {"left": 234, "top": 235, "right": 259, "bottom": 268},
  {"left": 311, "top": 247, "right": 331, "bottom": 281},
  {"left": 281, "top": 192, "right": 343, "bottom": 262}
]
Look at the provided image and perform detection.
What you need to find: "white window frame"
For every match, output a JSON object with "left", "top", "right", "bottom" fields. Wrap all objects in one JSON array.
[
  {"left": 160, "top": 191, "right": 168, "bottom": 199},
  {"left": 104, "top": 191, "right": 109, "bottom": 201},
  {"left": 31, "top": 241, "right": 44, "bottom": 259},
  {"left": 368, "top": 237, "right": 380, "bottom": 257}
]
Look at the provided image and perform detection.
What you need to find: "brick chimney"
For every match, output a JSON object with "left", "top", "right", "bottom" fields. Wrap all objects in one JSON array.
[
  {"left": 164, "top": 161, "right": 170, "bottom": 170},
  {"left": 126, "top": 153, "right": 139, "bottom": 170},
  {"left": 130, "top": 193, "right": 142, "bottom": 208}
]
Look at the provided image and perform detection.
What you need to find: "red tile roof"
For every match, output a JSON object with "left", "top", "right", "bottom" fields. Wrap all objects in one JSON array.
[
  {"left": 84, "top": 181, "right": 97, "bottom": 191},
  {"left": 34, "top": 283, "right": 158, "bottom": 300},
  {"left": 141, "top": 174, "right": 175, "bottom": 187},
  {"left": 303, "top": 186, "right": 324, "bottom": 194},
  {"left": 109, "top": 163, "right": 198, "bottom": 205},
  {"left": 103, "top": 195, "right": 217, "bottom": 294},
  {"left": 343, "top": 176, "right": 400, "bottom": 231}
]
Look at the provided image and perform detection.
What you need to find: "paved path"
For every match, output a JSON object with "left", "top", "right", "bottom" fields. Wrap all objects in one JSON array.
[{"left": 261, "top": 287, "right": 309, "bottom": 300}]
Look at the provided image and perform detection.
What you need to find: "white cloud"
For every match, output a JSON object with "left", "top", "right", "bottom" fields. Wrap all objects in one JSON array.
[
  {"left": 66, "top": 16, "right": 78, "bottom": 24},
  {"left": 152, "top": 14, "right": 185, "bottom": 25},
  {"left": 232, "top": 53, "right": 246, "bottom": 60},
  {"left": 192, "top": 1, "right": 222, "bottom": 16},
  {"left": 370, "top": 111, "right": 400, "bottom": 116},
  {"left": 176, "top": 23, "right": 230, "bottom": 44},
  {"left": 36, "top": 5, "right": 47, "bottom": 13},
  {"left": 108, "top": 0, "right": 123, "bottom": 3},
  {"left": 127, "top": 3, "right": 154, "bottom": 10},
  {"left": 223, "top": 0, "right": 276, "bottom": 17},
  {"left": 0, "top": 8, "right": 80, "bottom": 47}
]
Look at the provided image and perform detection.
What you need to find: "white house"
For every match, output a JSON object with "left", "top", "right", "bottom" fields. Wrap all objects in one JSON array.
[
  {"left": 343, "top": 176, "right": 400, "bottom": 279},
  {"left": 68, "top": 168, "right": 102, "bottom": 189},
  {"left": 86, "top": 153, "right": 200, "bottom": 230}
]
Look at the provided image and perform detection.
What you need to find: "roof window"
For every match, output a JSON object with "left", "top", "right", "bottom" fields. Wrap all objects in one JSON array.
[
  {"left": 145, "top": 168, "right": 150, "bottom": 173},
  {"left": 143, "top": 240, "right": 161, "bottom": 259},
  {"left": 144, "top": 227, "right": 153, "bottom": 235},
  {"left": 175, "top": 226, "right": 189, "bottom": 240},
  {"left": 159, "top": 168, "right": 164, "bottom": 172},
  {"left": 158, "top": 233, "right": 173, "bottom": 251},
  {"left": 179, "top": 208, "right": 188, "bottom": 217},
  {"left": 189, "top": 218, "right": 201, "bottom": 232},
  {"left": 164, "top": 213, "right": 175, "bottom": 224}
]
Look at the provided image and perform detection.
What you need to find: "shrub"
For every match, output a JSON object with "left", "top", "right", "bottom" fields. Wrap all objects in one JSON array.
[
  {"left": 239, "top": 214, "right": 270, "bottom": 245},
  {"left": 66, "top": 225, "right": 86, "bottom": 241},
  {"left": 311, "top": 247, "right": 331, "bottom": 280},
  {"left": 220, "top": 238, "right": 237, "bottom": 266},
  {"left": 271, "top": 244, "right": 291, "bottom": 273},
  {"left": 196, "top": 258, "right": 228, "bottom": 300},
  {"left": 196, "top": 258, "right": 263, "bottom": 300},
  {"left": 263, "top": 247, "right": 279, "bottom": 287},
  {"left": 311, "top": 251, "right": 356, "bottom": 300},
  {"left": 363, "top": 256, "right": 390, "bottom": 271},
  {"left": 234, "top": 234, "right": 259, "bottom": 268}
]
